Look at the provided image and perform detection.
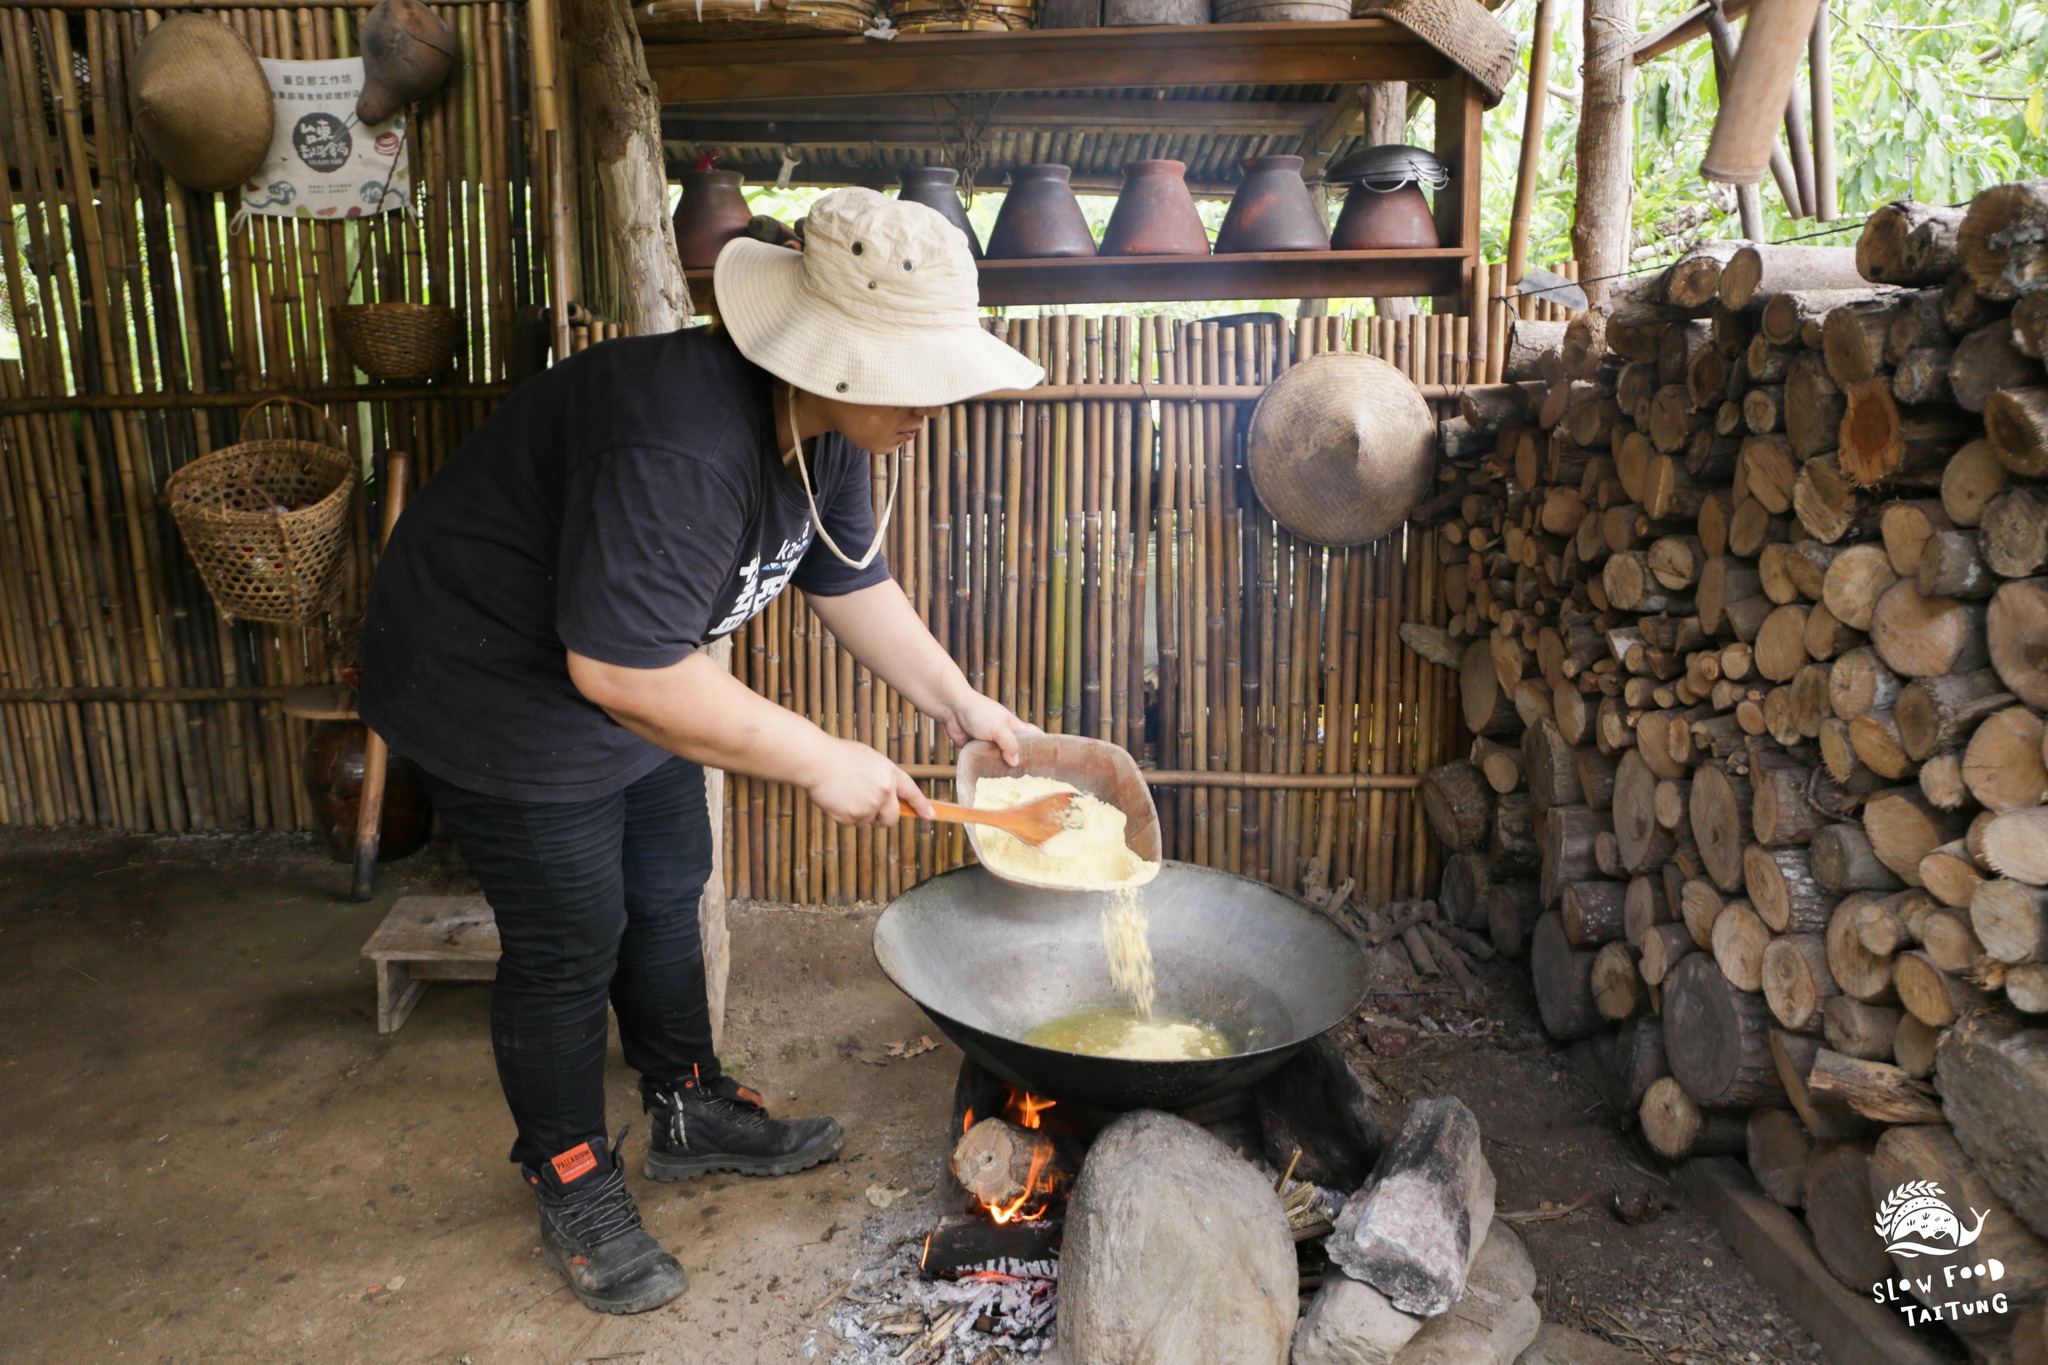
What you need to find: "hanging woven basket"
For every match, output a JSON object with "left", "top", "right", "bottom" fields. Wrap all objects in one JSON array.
[
  {"left": 165, "top": 397, "right": 356, "bottom": 625},
  {"left": 331, "top": 301, "right": 461, "bottom": 380}
]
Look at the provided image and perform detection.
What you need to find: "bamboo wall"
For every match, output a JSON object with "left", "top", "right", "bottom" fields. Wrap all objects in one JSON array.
[
  {"left": 0, "top": 0, "right": 549, "bottom": 830},
  {"left": 0, "top": 0, "right": 1585, "bottom": 907}
]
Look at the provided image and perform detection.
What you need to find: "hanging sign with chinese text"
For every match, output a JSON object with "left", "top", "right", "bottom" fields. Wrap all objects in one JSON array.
[{"left": 239, "top": 58, "right": 409, "bottom": 219}]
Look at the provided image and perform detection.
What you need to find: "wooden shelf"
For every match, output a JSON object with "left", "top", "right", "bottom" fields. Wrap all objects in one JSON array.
[
  {"left": 638, "top": 21, "right": 1453, "bottom": 104},
  {"left": 685, "top": 249, "right": 1468, "bottom": 307},
  {"left": 651, "top": 21, "right": 1486, "bottom": 308}
]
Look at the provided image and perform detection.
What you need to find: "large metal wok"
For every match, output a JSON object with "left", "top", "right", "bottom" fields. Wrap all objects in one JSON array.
[{"left": 874, "top": 861, "right": 1368, "bottom": 1111}]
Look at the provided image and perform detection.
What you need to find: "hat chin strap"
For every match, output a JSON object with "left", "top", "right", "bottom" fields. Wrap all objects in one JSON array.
[{"left": 783, "top": 389, "right": 900, "bottom": 571}]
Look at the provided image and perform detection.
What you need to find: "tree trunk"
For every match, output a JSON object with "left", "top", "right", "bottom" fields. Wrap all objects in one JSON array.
[
  {"left": 1894, "top": 669, "right": 2014, "bottom": 761},
  {"left": 1963, "top": 706, "right": 2048, "bottom": 812},
  {"left": 1822, "top": 997, "right": 1902, "bottom": 1061},
  {"left": 1948, "top": 323, "right": 2038, "bottom": 414},
  {"left": 953, "top": 1116, "right": 1061, "bottom": 1209},
  {"left": 1747, "top": 1107, "right": 1813, "bottom": 1207},
  {"left": 1973, "top": 879, "right": 2048, "bottom": 965},
  {"left": 1942, "top": 437, "right": 2010, "bottom": 527},
  {"left": 1532, "top": 911, "right": 1604, "bottom": 1041},
  {"left": 1893, "top": 948, "right": 1986, "bottom": 1027},
  {"left": 1440, "top": 851, "right": 1493, "bottom": 931},
  {"left": 1855, "top": 200, "right": 1966, "bottom": 286},
  {"left": 1616, "top": 1016, "right": 1672, "bottom": 1109},
  {"left": 1983, "top": 808, "right": 2048, "bottom": 886},
  {"left": 1762, "top": 932, "right": 1837, "bottom": 1031},
  {"left": 1719, "top": 246, "right": 1866, "bottom": 310},
  {"left": 1540, "top": 806, "right": 1612, "bottom": 909},
  {"left": 1990, "top": 578, "right": 2048, "bottom": 709},
  {"left": 1641, "top": 1075, "right": 1748, "bottom": 1158},
  {"left": 1805, "top": 1047, "right": 1941, "bottom": 1123},
  {"left": 1641, "top": 921, "right": 1698, "bottom": 985},
  {"left": 1803, "top": 1141, "right": 1894, "bottom": 1290},
  {"left": 1958, "top": 178, "right": 2048, "bottom": 301},
  {"left": 1571, "top": 0, "right": 1634, "bottom": 308},
  {"left": 1864, "top": 786, "right": 1967, "bottom": 887},
  {"left": 1664, "top": 952, "right": 1786, "bottom": 1107},
  {"left": 1810, "top": 822, "right": 1900, "bottom": 896},
  {"left": 1491, "top": 791, "right": 1540, "bottom": 878},
  {"left": 1983, "top": 489, "right": 2048, "bottom": 579},
  {"left": 1422, "top": 759, "right": 1493, "bottom": 851},
  {"left": 559, "top": 0, "right": 693, "bottom": 333},
  {"left": 1690, "top": 764, "right": 1753, "bottom": 892},
  {"left": 1937, "top": 1011, "right": 2048, "bottom": 1240},
  {"left": 1825, "top": 890, "right": 1899, "bottom": 1004},
  {"left": 1562, "top": 879, "right": 1630, "bottom": 947},
  {"left": 1711, "top": 898, "right": 1771, "bottom": 991},
  {"left": 1871, "top": 1125, "right": 2048, "bottom": 1353},
  {"left": 1593, "top": 940, "right": 1648, "bottom": 1020},
  {"left": 558, "top": 0, "right": 730, "bottom": 1043},
  {"left": 1987, "top": 386, "right": 2048, "bottom": 477},
  {"left": 1486, "top": 879, "right": 1544, "bottom": 958}
]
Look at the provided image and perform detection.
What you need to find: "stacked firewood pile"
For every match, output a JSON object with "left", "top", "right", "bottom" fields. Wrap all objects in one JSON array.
[{"left": 1414, "top": 180, "right": 2048, "bottom": 1359}]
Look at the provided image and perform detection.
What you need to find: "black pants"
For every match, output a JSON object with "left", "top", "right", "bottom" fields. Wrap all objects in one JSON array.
[{"left": 418, "top": 756, "right": 719, "bottom": 1169}]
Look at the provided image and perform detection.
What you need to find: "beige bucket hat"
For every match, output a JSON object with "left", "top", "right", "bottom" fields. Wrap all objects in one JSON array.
[{"left": 714, "top": 187, "right": 1044, "bottom": 407}]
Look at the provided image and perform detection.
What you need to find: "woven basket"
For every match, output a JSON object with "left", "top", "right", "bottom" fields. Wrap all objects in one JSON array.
[
  {"left": 895, "top": 0, "right": 1036, "bottom": 31},
  {"left": 165, "top": 397, "right": 356, "bottom": 625},
  {"left": 636, "top": 0, "right": 878, "bottom": 40},
  {"left": 331, "top": 301, "right": 461, "bottom": 380}
]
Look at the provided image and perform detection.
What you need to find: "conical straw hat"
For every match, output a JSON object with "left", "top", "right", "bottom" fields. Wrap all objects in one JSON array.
[{"left": 1246, "top": 351, "right": 1437, "bottom": 546}]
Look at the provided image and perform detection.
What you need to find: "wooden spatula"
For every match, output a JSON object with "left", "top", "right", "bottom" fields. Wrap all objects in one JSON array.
[{"left": 900, "top": 792, "right": 1079, "bottom": 847}]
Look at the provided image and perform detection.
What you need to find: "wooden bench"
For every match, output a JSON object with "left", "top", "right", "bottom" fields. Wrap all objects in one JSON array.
[{"left": 360, "top": 894, "right": 500, "bottom": 1033}]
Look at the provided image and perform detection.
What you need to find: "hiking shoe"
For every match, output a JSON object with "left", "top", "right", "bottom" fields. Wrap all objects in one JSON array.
[
  {"left": 642, "top": 1069, "right": 845, "bottom": 1181},
  {"left": 524, "top": 1128, "right": 688, "bottom": 1315}
]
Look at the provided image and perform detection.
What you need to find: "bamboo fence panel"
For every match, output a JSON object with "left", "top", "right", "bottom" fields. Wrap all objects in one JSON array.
[
  {"left": 0, "top": 0, "right": 548, "bottom": 832},
  {"left": 721, "top": 307, "right": 1487, "bottom": 908}
]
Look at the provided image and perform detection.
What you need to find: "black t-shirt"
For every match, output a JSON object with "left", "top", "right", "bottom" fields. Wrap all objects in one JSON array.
[{"left": 358, "top": 327, "right": 891, "bottom": 802}]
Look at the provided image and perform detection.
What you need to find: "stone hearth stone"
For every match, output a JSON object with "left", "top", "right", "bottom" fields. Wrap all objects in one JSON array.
[
  {"left": 1326, "top": 1097, "right": 1497, "bottom": 1316},
  {"left": 1389, "top": 1223, "right": 1539, "bottom": 1365},
  {"left": 1057, "top": 1109, "right": 1297, "bottom": 1365},
  {"left": 1513, "top": 1323, "right": 1644, "bottom": 1365},
  {"left": 1255, "top": 1035, "right": 1385, "bottom": 1191},
  {"left": 1291, "top": 1273, "right": 1426, "bottom": 1365}
]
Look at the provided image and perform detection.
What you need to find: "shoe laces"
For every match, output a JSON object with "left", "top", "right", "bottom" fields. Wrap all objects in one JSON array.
[{"left": 547, "top": 1127, "right": 645, "bottom": 1249}]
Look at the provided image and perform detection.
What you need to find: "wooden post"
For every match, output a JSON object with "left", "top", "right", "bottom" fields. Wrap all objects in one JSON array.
[
  {"left": 1702, "top": 0, "right": 1825, "bottom": 187},
  {"left": 1432, "top": 73, "right": 1485, "bottom": 317},
  {"left": 1572, "top": 0, "right": 1634, "bottom": 306},
  {"left": 1506, "top": 0, "right": 1558, "bottom": 287},
  {"left": 1703, "top": 1, "right": 1803, "bottom": 219},
  {"left": 351, "top": 452, "right": 411, "bottom": 903},
  {"left": 1807, "top": 1, "right": 1839, "bottom": 220},
  {"left": 556, "top": 0, "right": 731, "bottom": 1043}
]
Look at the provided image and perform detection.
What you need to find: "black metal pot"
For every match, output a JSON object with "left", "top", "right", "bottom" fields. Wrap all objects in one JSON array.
[{"left": 873, "top": 862, "right": 1368, "bottom": 1111}]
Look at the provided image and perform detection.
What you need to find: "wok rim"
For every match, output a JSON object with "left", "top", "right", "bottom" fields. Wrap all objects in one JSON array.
[{"left": 870, "top": 860, "right": 1368, "bottom": 1074}]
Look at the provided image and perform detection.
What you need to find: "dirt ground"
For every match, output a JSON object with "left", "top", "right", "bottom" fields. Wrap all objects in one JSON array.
[{"left": 0, "top": 828, "right": 1831, "bottom": 1364}]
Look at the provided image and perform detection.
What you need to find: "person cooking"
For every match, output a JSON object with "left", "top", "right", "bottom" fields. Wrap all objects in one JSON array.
[{"left": 357, "top": 188, "right": 1044, "bottom": 1315}]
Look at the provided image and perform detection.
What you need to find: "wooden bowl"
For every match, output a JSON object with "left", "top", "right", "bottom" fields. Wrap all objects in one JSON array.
[{"left": 955, "top": 734, "right": 1162, "bottom": 892}]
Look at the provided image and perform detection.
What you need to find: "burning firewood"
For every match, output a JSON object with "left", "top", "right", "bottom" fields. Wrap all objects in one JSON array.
[{"left": 953, "top": 1116, "right": 1062, "bottom": 1217}]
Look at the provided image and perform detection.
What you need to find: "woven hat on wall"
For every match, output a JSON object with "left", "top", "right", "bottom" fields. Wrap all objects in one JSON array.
[
  {"left": 132, "top": 16, "right": 273, "bottom": 192},
  {"left": 1352, "top": 0, "right": 1516, "bottom": 107},
  {"left": 1246, "top": 351, "right": 1437, "bottom": 547}
]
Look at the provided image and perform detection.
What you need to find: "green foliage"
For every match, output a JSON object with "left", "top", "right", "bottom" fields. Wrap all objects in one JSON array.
[{"left": 1483, "top": 0, "right": 2048, "bottom": 276}]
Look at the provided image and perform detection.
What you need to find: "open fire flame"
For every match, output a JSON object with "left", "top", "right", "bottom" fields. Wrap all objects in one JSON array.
[{"left": 960, "top": 1086, "right": 1062, "bottom": 1224}]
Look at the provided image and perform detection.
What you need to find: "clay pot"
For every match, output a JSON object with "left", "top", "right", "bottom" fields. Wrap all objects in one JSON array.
[
  {"left": 985, "top": 165, "right": 1097, "bottom": 260},
  {"left": 1330, "top": 182, "right": 1440, "bottom": 251},
  {"left": 897, "top": 166, "right": 983, "bottom": 258},
  {"left": 301, "top": 722, "right": 431, "bottom": 865},
  {"left": 1214, "top": 155, "right": 1329, "bottom": 254},
  {"left": 672, "top": 169, "right": 753, "bottom": 270},
  {"left": 357, "top": 0, "right": 458, "bottom": 125},
  {"left": 1099, "top": 160, "right": 1210, "bottom": 257}
]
